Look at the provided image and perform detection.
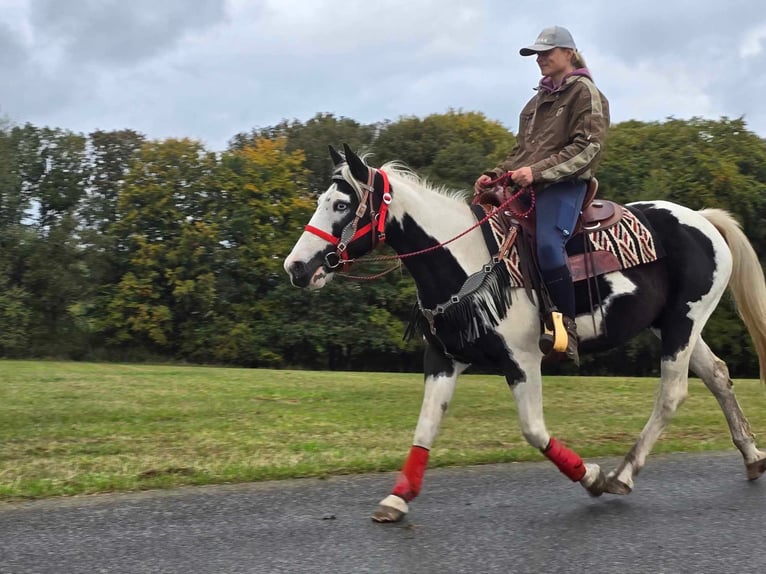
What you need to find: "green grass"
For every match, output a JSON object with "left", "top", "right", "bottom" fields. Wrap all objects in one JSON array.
[{"left": 1, "top": 360, "right": 765, "bottom": 501}]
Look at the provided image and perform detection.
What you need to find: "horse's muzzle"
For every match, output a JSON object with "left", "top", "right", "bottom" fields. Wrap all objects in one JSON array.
[{"left": 287, "top": 260, "right": 312, "bottom": 288}]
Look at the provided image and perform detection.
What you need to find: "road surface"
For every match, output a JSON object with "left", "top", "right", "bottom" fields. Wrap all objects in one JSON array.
[{"left": 1, "top": 452, "right": 764, "bottom": 573}]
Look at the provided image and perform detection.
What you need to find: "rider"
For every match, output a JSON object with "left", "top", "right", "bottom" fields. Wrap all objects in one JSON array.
[{"left": 475, "top": 25, "right": 610, "bottom": 365}]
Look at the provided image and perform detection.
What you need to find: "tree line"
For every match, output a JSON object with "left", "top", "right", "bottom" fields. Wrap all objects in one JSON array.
[{"left": 1, "top": 112, "right": 765, "bottom": 377}]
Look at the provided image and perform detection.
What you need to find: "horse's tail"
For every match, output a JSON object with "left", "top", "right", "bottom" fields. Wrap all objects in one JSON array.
[{"left": 700, "top": 208, "right": 766, "bottom": 383}]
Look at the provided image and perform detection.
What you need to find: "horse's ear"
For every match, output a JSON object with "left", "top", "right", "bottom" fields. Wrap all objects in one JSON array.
[
  {"left": 343, "top": 143, "right": 369, "bottom": 182},
  {"left": 328, "top": 145, "right": 344, "bottom": 167}
]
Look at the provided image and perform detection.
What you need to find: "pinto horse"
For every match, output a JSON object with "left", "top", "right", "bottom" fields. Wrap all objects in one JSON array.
[{"left": 284, "top": 144, "right": 766, "bottom": 523}]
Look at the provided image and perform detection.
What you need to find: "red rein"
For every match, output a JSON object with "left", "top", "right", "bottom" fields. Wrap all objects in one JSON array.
[{"left": 475, "top": 171, "right": 536, "bottom": 219}]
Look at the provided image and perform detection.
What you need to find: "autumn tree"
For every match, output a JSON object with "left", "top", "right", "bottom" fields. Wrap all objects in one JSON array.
[
  {"left": 202, "top": 136, "right": 313, "bottom": 365},
  {"left": 97, "top": 138, "right": 221, "bottom": 355},
  {"left": 231, "top": 112, "right": 375, "bottom": 194}
]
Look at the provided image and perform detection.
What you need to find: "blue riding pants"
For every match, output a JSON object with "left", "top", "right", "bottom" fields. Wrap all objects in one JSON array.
[
  {"left": 535, "top": 179, "right": 587, "bottom": 318},
  {"left": 535, "top": 179, "right": 587, "bottom": 272}
]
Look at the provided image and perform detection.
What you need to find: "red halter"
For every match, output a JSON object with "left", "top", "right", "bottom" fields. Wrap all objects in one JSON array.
[{"left": 305, "top": 168, "right": 392, "bottom": 270}]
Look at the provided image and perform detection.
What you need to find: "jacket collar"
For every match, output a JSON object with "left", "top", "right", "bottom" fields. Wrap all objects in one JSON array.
[{"left": 537, "top": 68, "right": 592, "bottom": 94}]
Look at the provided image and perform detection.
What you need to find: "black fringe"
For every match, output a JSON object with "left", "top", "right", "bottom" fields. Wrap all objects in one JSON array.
[{"left": 405, "top": 263, "right": 514, "bottom": 348}]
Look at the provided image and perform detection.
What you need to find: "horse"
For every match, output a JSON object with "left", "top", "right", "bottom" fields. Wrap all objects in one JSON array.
[{"left": 284, "top": 144, "right": 766, "bottom": 523}]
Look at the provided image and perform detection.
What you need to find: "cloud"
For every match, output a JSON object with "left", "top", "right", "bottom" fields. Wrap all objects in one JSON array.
[
  {"left": 0, "top": 0, "right": 765, "bottom": 150},
  {"left": 29, "top": 0, "right": 228, "bottom": 66},
  {"left": 0, "top": 20, "right": 27, "bottom": 69},
  {"left": 741, "top": 24, "right": 766, "bottom": 58}
]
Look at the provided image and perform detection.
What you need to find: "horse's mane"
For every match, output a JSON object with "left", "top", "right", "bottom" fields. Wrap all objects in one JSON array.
[
  {"left": 334, "top": 156, "right": 471, "bottom": 203},
  {"left": 381, "top": 161, "right": 471, "bottom": 203}
]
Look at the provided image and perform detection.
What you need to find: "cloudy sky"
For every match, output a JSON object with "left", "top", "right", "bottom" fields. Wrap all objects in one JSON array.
[{"left": 1, "top": 0, "right": 764, "bottom": 151}]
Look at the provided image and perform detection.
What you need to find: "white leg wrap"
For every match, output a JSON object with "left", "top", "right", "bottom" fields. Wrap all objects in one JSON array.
[{"left": 379, "top": 494, "right": 409, "bottom": 515}]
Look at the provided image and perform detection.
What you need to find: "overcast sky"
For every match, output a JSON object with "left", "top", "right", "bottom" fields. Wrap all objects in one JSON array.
[{"left": 1, "top": 0, "right": 764, "bottom": 151}]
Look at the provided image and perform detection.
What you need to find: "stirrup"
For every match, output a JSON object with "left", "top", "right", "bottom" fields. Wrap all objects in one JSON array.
[{"left": 539, "top": 311, "right": 568, "bottom": 355}]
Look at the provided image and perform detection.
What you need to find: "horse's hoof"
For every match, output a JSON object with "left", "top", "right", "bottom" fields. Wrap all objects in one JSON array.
[
  {"left": 580, "top": 463, "right": 606, "bottom": 497},
  {"left": 605, "top": 475, "right": 633, "bottom": 495},
  {"left": 371, "top": 505, "right": 406, "bottom": 523},
  {"left": 746, "top": 458, "right": 766, "bottom": 481},
  {"left": 372, "top": 495, "right": 408, "bottom": 523}
]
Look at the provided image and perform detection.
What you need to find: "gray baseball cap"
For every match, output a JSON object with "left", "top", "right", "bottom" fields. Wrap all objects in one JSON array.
[{"left": 520, "top": 26, "right": 577, "bottom": 56}]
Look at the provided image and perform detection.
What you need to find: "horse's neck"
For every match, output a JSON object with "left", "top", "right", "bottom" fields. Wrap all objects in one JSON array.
[{"left": 384, "top": 178, "right": 491, "bottom": 306}]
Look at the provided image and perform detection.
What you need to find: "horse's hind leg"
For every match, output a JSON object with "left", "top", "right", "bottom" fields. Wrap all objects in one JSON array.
[
  {"left": 690, "top": 336, "right": 766, "bottom": 480},
  {"left": 606, "top": 347, "right": 693, "bottom": 494}
]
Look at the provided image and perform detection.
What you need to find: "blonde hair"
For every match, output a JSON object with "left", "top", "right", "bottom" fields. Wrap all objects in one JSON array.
[{"left": 571, "top": 50, "right": 587, "bottom": 69}]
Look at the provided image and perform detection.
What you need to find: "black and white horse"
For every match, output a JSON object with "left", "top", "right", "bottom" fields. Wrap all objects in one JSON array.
[{"left": 284, "top": 145, "right": 766, "bottom": 523}]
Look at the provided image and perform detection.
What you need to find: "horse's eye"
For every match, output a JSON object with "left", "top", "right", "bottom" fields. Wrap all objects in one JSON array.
[{"left": 334, "top": 201, "right": 349, "bottom": 212}]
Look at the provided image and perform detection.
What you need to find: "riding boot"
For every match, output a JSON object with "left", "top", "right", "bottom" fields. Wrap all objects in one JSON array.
[
  {"left": 541, "top": 265, "right": 576, "bottom": 319},
  {"left": 539, "top": 265, "right": 579, "bottom": 366},
  {"left": 562, "top": 315, "right": 580, "bottom": 366}
]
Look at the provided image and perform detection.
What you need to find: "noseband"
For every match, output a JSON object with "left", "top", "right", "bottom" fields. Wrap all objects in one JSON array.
[{"left": 304, "top": 167, "right": 392, "bottom": 270}]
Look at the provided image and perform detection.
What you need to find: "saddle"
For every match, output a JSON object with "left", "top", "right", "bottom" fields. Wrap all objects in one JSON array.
[
  {"left": 576, "top": 179, "right": 622, "bottom": 234},
  {"left": 473, "top": 178, "right": 634, "bottom": 283},
  {"left": 475, "top": 178, "right": 621, "bottom": 235}
]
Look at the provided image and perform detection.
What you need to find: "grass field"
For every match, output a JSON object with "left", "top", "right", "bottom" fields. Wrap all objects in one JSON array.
[{"left": 1, "top": 360, "right": 765, "bottom": 501}]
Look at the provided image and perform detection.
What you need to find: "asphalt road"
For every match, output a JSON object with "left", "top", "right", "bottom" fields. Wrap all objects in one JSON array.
[{"left": 1, "top": 451, "right": 764, "bottom": 574}]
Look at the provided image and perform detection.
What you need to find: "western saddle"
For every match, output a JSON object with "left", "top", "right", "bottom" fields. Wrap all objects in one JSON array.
[{"left": 474, "top": 177, "right": 622, "bottom": 236}]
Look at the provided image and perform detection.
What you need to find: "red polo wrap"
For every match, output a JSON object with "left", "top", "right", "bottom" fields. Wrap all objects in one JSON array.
[
  {"left": 392, "top": 445, "right": 429, "bottom": 502},
  {"left": 543, "top": 437, "right": 586, "bottom": 481}
]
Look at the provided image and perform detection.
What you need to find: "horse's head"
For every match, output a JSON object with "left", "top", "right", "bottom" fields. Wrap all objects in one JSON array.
[{"left": 284, "top": 144, "right": 392, "bottom": 289}]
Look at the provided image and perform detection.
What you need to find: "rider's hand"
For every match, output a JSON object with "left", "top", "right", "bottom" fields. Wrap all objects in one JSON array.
[
  {"left": 510, "top": 166, "right": 534, "bottom": 187},
  {"left": 474, "top": 174, "right": 493, "bottom": 194}
]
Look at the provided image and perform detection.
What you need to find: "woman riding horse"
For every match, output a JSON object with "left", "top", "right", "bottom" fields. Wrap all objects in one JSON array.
[{"left": 475, "top": 26, "right": 610, "bottom": 365}]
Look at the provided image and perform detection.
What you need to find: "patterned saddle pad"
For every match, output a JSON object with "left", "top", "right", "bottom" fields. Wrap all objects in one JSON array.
[{"left": 484, "top": 205, "right": 664, "bottom": 287}]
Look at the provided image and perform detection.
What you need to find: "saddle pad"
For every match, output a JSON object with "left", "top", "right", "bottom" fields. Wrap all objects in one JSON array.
[
  {"left": 583, "top": 206, "right": 661, "bottom": 269},
  {"left": 485, "top": 205, "right": 663, "bottom": 287}
]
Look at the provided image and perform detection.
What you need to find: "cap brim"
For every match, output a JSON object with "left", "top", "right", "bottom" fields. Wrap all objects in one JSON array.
[{"left": 519, "top": 44, "right": 553, "bottom": 56}]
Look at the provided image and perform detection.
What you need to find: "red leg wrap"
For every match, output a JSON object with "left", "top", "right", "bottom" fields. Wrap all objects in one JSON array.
[
  {"left": 392, "top": 445, "right": 430, "bottom": 502},
  {"left": 543, "top": 437, "right": 586, "bottom": 481}
]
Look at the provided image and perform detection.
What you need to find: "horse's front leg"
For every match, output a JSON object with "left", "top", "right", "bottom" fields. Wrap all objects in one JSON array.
[
  {"left": 509, "top": 359, "right": 607, "bottom": 496},
  {"left": 372, "top": 344, "right": 467, "bottom": 523}
]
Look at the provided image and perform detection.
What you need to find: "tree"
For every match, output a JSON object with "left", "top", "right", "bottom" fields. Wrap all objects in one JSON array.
[
  {"left": 232, "top": 112, "right": 376, "bottom": 195},
  {"left": 0, "top": 124, "right": 91, "bottom": 356},
  {"left": 9, "top": 125, "right": 89, "bottom": 231},
  {"left": 593, "top": 116, "right": 766, "bottom": 377},
  {"left": 82, "top": 129, "right": 145, "bottom": 234},
  {"left": 0, "top": 122, "right": 26, "bottom": 228},
  {"left": 205, "top": 136, "right": 313, "bottom": 365},
  {"left": 371, "top": 109, "right": 516, "bottom": 190},
  {"left": 98, "top": 138, "right": 221, "bottom": 354}
]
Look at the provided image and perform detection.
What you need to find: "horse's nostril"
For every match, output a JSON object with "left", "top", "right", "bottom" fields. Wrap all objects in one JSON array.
[
  {"left": 288, "top": 260, "right": 312, "bottom": 288},
  {"left": 290, "top": 261, "right": 307, "bottom": 279}
]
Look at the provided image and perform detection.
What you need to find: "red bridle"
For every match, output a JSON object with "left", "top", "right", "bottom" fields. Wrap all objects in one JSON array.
[{"left": 304, "top": 167, "right": 392, "bottom": 270}]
